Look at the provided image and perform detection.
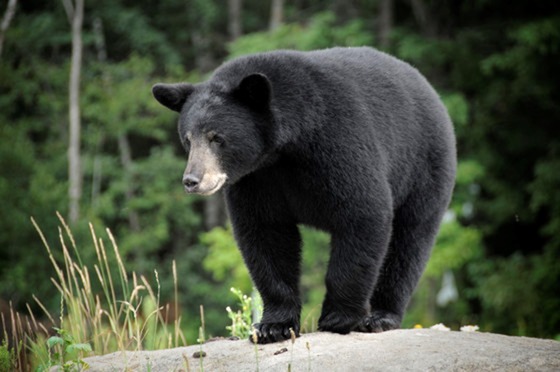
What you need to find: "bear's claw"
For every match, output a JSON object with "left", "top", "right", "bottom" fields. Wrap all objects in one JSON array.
[
  {"left": 355, "top": 310, "right": 401, "bottom": 333},
  {"left": 250, "top": 322, "right": 300, "bottom": 344}
]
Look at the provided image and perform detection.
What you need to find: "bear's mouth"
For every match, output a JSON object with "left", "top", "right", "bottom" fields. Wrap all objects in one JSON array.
[{"left": 194, "top": 174, "right": 228, "bottom": 196}]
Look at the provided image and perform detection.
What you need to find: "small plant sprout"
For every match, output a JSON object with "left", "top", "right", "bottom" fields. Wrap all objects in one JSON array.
[
  {"left": 226, "top": 287, "right": 254, "bottom": 339},
  {"left": 46, "top": 327, "right": 92, "bottom": 371}
]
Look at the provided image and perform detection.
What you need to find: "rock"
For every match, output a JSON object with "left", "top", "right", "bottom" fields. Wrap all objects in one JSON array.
[{"left": 80, "top": 329, "right": 560, "bottom": 371}]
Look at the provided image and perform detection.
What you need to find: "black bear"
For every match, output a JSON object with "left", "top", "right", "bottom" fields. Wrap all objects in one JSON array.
[{"left": 152, "top": 47, "right": 456, "bottom": 344}]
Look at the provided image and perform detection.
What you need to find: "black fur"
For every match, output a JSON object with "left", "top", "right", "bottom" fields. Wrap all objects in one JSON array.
[{"left": 152, "top": 47, "right": 457, "bottom": 344}]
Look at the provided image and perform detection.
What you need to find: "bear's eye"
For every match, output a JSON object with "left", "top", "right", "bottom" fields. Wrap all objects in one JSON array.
[
  {"left": 207, "top": 131, "right": 225, "bottom": 145},
  {"left": 181, "top": 132, "right": 191, "bottom": 150},
  {"left": 182, "top": 136, "right": 191, "bottom": 151},
  {"left": 182, "top": 138, "right": 191, "bottom": 152}
]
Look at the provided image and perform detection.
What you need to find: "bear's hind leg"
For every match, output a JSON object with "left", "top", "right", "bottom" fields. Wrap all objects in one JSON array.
[
  {"left": 358, "top": 190, "right": 450, "bottom": 333},
  {"left": 318, "top": 215, "right": 392, "bottom": 334}
]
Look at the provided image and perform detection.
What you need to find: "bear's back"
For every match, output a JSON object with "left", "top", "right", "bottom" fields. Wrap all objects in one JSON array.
[
  {"left": 213, "top": 47, "right": 441, "bottom": 126},
  {"left": 211, "top": 48, "right": 454, "bottom": 191},
  {"left": 213, "top": 47, "right": 421, "bottom": 93}
]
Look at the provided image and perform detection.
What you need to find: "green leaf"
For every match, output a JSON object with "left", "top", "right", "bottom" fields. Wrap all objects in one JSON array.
[
  {"left": 66, "top": 343, "right": 93, "bottom": 354},
  {"left": 46, "top": 336, "right": 65, "bottom": 348}
]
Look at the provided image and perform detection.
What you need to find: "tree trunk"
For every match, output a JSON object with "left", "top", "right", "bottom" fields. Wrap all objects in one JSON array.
[
  {"left": 378, "top": 0, "right": 393, "bottom": 48},
  {"left": 269, "top": 0, "right": 284, "bottom": 31},
  {"left": 90, "top": 16, "right": 105, "bottom": 210},
  {"left": 0, "top": 0, "right": 17, "bottom": 59},
  {"left": 228, "top": 0, "right": 242, "bottom": 41},
  {"left": 409, "top": 0, "right": 437, "bottom": 38},
  {"left": 93, "top": 16, "right": 107, "bottom": 62},
  {"left": 67, "top": 0, "right": 84, "bottom": 224}
]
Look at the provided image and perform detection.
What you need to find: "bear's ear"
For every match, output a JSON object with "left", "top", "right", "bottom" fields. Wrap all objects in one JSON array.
[
  {"left": 234, "top": 73, "right": 272, "bottom": 111},
  {"left": 152, "top": 83, "right": 194, "bottom": 112}
]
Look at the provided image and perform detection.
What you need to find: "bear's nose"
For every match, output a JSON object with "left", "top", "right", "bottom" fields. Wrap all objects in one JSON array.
[{"left": 183, "top": 174, "right": 200, "bottom": 192}]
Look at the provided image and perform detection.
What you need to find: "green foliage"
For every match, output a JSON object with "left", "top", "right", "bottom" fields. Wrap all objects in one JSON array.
[
  {"left": 440, "top": 92, "right": 469, "bottom": 128},
  {"left": 468, "top": 249, "right": 560, "bottom": 336},
  {"left": 201, "top": 226, "right": 252, "bottom": 293},
  {"left": 0, "top": 340, "right": 17, "bottom": 372},
  {"left": 94, "top": 1, "right": 182, "bottom": 67},
  {"left": 424, "top": 217, "right": 482, "bottom": 279},
  {"left": 229, "top": 12, "right": 372, "bottom": 57},
  {"left": 44, "top": 327, "right": 92, "bottom": 372},
  {"left": 299, "top": 228, "right": 329, "bottom": 332},
  {"left": 531, "top": 156, "right": 560, "bottom": 250},
  {"left": 393, "top": 30, "right": 450, "bottom": 68}
]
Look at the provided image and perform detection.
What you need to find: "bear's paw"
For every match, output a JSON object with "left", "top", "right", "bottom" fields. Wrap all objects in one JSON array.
[{"left": 317, "top": 310, "right": 362, "bottom": 334}]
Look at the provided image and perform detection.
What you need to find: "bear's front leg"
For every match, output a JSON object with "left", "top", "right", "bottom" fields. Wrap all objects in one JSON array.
[
  {"left": 238, "top": 222, "right": 302, "bottom": 344},
  {"left": 226, "top": 186, "right": 303, "bottom": 344},
  {"left": 318, "top": 216, "right": 392, "bottom": 334}
]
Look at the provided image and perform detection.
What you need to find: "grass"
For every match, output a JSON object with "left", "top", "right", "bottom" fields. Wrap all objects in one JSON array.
[
  {"left": 197, "top": 305, "right": 206, "bottom": 372},
  {"left": 251, "top": 329, "right": 260, "bottom": 372},
  {"left": 1, "top": 213, "right": 187, "bottom": 371}
]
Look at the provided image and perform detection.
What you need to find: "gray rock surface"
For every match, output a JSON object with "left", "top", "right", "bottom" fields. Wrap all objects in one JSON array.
[{"left": 80, "top": 329, "right": 560, "bottom": 371}]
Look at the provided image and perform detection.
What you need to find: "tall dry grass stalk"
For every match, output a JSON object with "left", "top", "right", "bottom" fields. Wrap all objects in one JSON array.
[{"left": 2, "top": 213, "right": 187, "bottom": 370}]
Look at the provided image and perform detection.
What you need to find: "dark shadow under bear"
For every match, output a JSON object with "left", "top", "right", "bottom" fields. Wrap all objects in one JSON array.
[{"left": 152, "top": 47, "right": 457, "bottom": 344}]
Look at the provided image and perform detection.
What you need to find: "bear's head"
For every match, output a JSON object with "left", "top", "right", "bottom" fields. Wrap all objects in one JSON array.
[{"left": 152, "top": 73, "right": 274, "bottom": 195}]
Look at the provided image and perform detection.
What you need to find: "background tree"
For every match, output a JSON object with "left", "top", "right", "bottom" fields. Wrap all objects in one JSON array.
[
  {"left": 269, "top": 0, "right": 284, "bottom": 30},
  {"left": 228, "top": 0, "right": 243, "bottom": 40},
  {"left": 0, "top": 0, "right": 17, "bottom": 58},
  {"left": 377, "top": 0, "right": 393, "bottom": 48},
  {"left": 62, "top": 0, "right": 84, "bottom": 223}
]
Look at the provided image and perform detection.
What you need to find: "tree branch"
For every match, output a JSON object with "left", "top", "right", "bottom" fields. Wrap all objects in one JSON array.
[{"left": 0, "top": 0, "right": 18, "bottom": 59}]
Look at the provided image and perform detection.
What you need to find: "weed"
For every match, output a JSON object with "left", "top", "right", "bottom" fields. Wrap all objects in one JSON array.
[
  {"left": 226, "top": 288, "right": 254, "bottom": 339},
  {"left": 45, "top": 327, "right": 92, "bottom": 371}
]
